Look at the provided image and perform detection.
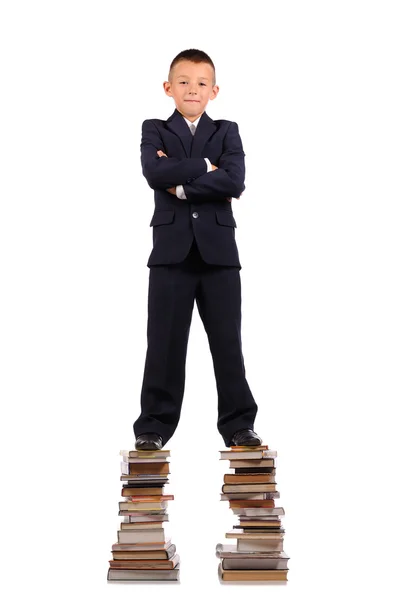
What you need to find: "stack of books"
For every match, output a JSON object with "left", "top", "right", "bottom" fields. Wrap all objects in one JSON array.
[
  {"left": 216, "top": 445, "right": 290, "bottom": 582},
  {"left": 107, "top": 448, "right": 180, "bottom": 582}
]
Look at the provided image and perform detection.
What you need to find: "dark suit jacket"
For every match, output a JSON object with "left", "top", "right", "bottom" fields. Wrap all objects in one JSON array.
[{"left": 141, "top": 108, "right": 245, "bottom": 268}]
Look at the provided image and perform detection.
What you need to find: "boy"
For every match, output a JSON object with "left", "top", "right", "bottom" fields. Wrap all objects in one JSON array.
[{"left": 133, "top": 49, "right": 262, "bottom": 450}]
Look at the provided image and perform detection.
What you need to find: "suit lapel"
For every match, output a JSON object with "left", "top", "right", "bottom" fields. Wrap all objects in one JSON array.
[{"left": 166, "top": 108, "right": 217, "bottom": 158}]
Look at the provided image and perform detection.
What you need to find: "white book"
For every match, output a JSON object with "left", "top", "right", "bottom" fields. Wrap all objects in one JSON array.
[
  {"left": 232, "top": 507, "right": 285, "bottom": 516},
  {"left": 117, "top": 528, "right": 166, "bottom": 544},
  {"left": 237, "top": 538, "right": 284, "bottom": 552},
  {"left": 107, "top": 567, "right": 179, "bottom": 581}
]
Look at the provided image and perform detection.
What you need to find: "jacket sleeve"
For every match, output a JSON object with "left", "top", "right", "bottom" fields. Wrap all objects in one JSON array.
[
  {"left": 140, "top": 119, "right": 207, "bottom": 189},
  {"left": 182, "top": 122, "right": 246, "bottom": 203}
]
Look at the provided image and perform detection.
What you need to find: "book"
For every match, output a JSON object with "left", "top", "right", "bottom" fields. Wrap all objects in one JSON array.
[
  {"left": 112, "top": 544, "right": 176, "bottom": 560},
  {"left": 218, "top": 564, "right": 287, "bottom": 581},
  {"left": 120, "top": 521, "right": 168, "bottom": 530},
  {"left": 119, "top": 501, "right": 168, "bottom": 511},
  {"left": 229, "top": 459, "right": 275, "bottom": 468},
  {"left": 237, "top": 519, "right": 281, "bottom": 527},
  {"left": 216, "top": 545, "right": 290, "bottom": 570},
  {"left": 216, "top": 543, "right": 288, "bottom": 557},
  {"left": 223, "top": 484, "right": 277, "bottom": 493},
  {"left": 237, "top": 538, "right": 284, "bottom": 552},
  {"left": 239, "top": 515, "right": 282, "bottom": 521},
  {"left": 119, "top": 509, "right": 167, "bottom": 517},
  {"left": 120, "top": 474, "right": 169, "bottom": 481},
  {"left": 237, "top": 528, "right": 285, "bottom": 534},
  {"left": 120, "top": 449, "right": 171, "bottom": 459},
  {"left": 231, "top": 507, "right": 285, "bottom": 516},
  {"left": 107, "top": 567, "right": 179, "bottom": 581},
  {"left": 234, "top": 467, "right": 276, "bottom": 473},
  {"left": 112, "top": 540, "right": 171, "bottom": 551},
  {"left": 120, "top": 462, "right": 170, "bottom": 475},
  {"left": 229, "top": 500, "right": 275, "bottom": 508},
  {"left": 121, "top": 487, "right": 165, "bottom": 496},
  {"left": 226, "top": 530, "right": 285, "bottom": 540},
  {"left": 220, "top": 449, "right": 276, "bottom": 460},
  {"left": 109, "top": 554, "right": 180, "bottom": 570},
  {"left": 121, "top": 457, "right": 169, "bottom": 463},
  {"left": 224, "top": 473, "right": 276, "bottom": 484},
  {"left": 122, "top": 514, "right": 169, "bottom": 523},
  {"left": 122, "top": 482, "right": 166, "bottom": 488},
  {"left": 111, "top": 539, "right": 171, "bottom": 552},
  {"left": 117, "top": 528, "right": 168, "bottom": 544},
  {"left": 119, "top": 494, "right": 174, "bottom": 502},
  {"left": 220, "top": 492, "right": 280, "bottom": 501}
]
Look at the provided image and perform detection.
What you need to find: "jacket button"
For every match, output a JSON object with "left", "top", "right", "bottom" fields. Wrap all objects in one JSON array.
[
  {"left": 192, "top": 212, "right": 199, "bottom": 218},
  {"left": 187, "top": 177, "right": 194, "bottom": 183}
]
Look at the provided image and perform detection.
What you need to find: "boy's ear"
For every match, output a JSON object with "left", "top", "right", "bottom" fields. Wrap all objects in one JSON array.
[
  {"left": 211, "top": 85, "right": 220, "bottom": 100},
  {"left": 163, "top": 81, "right": 173, "bottom": 96}
]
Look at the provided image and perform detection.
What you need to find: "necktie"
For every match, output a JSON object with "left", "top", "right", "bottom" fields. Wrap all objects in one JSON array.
[{"left": 190, "top": 123, "right": 196, "bottom": 136}]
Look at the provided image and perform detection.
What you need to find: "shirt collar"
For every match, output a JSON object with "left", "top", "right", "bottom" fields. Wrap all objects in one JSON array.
[{"left": 183, "top": 114, "right": 202, "bottom": 130}]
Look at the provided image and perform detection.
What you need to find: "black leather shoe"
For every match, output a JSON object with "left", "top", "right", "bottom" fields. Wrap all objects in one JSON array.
[
  {"left": 135, "top": 433, "right": 163, "bottom": 451},
  {"left": 230, "top": 429, "right": 263, "bottom": 447}
]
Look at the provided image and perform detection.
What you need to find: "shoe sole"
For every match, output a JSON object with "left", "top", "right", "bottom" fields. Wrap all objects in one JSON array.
[
  {"left": 231, "top": 439, "right": 263, "bottom": 447},
  {"left": 135, "top": 442, "right": 162, "bottom": 451}
]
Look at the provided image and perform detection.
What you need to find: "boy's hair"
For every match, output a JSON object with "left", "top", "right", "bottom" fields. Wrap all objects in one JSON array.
[{"left": 169, "top": 49, "right": 216, "bottom": 86}]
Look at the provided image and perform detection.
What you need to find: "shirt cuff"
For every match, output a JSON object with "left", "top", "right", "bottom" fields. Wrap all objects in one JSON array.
[
  {"left": 204, "top": 157, "right": 212, "bottom": 172},
  {"left": 176, "top": 185, "right": 187, "bottom": 200}
]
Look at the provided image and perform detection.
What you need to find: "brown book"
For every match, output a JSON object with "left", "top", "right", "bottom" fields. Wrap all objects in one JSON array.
[
  {"left": 229, "top": 500, "right": 275, "bottom": 508},
  {"left": 219, "top": 564, "right": 288, "bottom": 581},
  {"left": 119, "top": 494, "right": 174, "bottom": 502},
  {"left": 109, "top": 554, "right": 179, "bottom": 570},
  {"left": 121, "top": 487, "right": 164, "bottom": 496},
  {"left": 120, "top": 462, "right": 170, "bottom": 475},
  {"left": 224, "top": 473, "right": 275, "bottom": 484},
  {"left": 238, "top": 519, "right": 281, "bottom": 528},
  {"left": 229, "top": 459, "right": 275, "bottom": 468},
  {"left": 222, "top": 484, "right": 277, "bottom": 493},
  {"left": 120, "top": 449, "right": 171, "bottom": 459},
  {"left": 112, "top": 544, "right": 176, "bottom": 560}
]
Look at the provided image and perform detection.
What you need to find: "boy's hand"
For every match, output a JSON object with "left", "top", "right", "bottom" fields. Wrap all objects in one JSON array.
[{"left": 156, "top": 151, "right": 176, "bottom": 194}]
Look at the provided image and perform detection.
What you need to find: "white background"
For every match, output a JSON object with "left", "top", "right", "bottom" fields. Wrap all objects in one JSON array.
[{"left": 1, "top": 1, "right": 398, "bottom": 597}]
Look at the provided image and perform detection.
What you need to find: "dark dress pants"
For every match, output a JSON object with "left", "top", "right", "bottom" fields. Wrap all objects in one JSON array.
[{"left": 133, "top": 239, "right": 258, "bottom": 447}]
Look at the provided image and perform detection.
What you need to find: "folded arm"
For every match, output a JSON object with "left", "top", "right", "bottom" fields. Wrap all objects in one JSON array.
[
  {"left": 140, "top": 119, "right": 207, "bottom": 189},
  {"left": 181, "top": 122, "right": 246, "bottom": 203}
]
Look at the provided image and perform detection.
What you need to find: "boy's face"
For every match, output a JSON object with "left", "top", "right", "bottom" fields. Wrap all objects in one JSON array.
[{"left": 163, "top": 60, "right": 219, "bottom": 121}]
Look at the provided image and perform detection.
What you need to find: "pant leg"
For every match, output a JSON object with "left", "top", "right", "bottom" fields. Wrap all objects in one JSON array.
[
  {"left": 195, "top": 266, "right": 258, "bottom": 446},
  {"left": 133, "top": 257, "right": 198, "bottom": 445}
]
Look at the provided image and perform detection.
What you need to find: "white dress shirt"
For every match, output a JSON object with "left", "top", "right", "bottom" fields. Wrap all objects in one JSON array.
[{"left": 175, "top": 114, "right": 212, "bottom": 200}]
